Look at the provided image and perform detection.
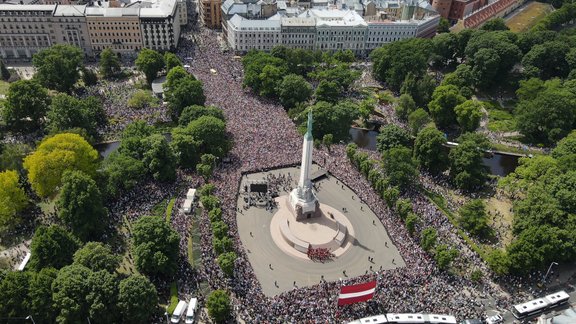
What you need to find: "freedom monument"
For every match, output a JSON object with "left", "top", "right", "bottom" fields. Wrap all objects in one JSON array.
[{"left": 235, "top": 112, "right": 404, "bottom": 295}]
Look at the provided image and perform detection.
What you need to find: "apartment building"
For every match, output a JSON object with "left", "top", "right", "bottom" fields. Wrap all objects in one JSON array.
[
  {"left": 85, "top": 7, "right": 142, "bottom": 54},
  {"left": 199, "top": 0, "right": 222, "bottom": 28},
  {"left": 224, "top": 0, "right": 440, "bottom": 55},
  {"left": 0, "top": 0, "right": 185, "bottom": 60}
]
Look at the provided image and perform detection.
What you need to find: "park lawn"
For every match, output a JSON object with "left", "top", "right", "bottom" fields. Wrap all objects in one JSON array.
[
  {"left": 483, "top": 101, "right": 517, "bottom": 133},
  {"left": 167, "top": 282, "right": 179, "bottom": 314},
  {"left": 188, "top": 209, "right": 203, "bottom": 269},
  {"left": 485, "top": 195, "right": 514, "bottom": 247},
  {"left": 166, "top": 198, "right": 176, "bottom": 223},
  {"left": 0, "top": 80, "right": 9, "bottom": 95},
  {"left": 506, "top": 2, "right": 554, "bottom": 33}
]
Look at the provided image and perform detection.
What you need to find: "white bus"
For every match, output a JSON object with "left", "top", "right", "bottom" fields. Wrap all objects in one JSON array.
[
  {"left": 348, "top": 315, "right": 388, "bottom": 324},
  {"left": 171, "top": 300, "right": 188, "bottom": 323},
  {"left": 512, "top": 290, "right": 570, "bottom": 320}
]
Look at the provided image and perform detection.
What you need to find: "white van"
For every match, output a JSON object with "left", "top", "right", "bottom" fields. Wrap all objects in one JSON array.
[
  {"left": 185, "top": 297, "right": 198, "bottom": 324},
  {"left": 171, "top": 300, "right": 188, "bottom": 323}
]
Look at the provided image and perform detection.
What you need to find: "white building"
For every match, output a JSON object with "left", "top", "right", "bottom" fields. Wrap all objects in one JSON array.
[
  {"left": 308, "top": 9, "right": 367, "bottom": 53},
  {"left": 281, "top": 17, "right": 316, "bottom": 50},
  {"left": 227, "top": 14, "right": 281, "bottom": 52},
  {"left": 139, "top": 0, "right": 182, "bottom": 51}
]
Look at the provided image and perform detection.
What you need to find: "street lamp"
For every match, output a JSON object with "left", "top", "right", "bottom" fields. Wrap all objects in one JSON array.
[
  {"left": 26, "top": 315, "right": 36, "bottom": 324},
  {"left": 164, "top": 311, "right": 170, "bottom": 324},
  {"left": 543, "top": 262, "right": 559, "bottom": 283}
]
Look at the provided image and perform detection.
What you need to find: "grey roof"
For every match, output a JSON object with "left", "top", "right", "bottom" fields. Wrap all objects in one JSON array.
[
  {"left": 0, "top": 4, "right": 56, "bottom": 11},
  {"left": 54, "top": 5, "right": 87, "bottom": 17},
  {"left": 151, "top": 76, "right": 166, "bottom": 94}
]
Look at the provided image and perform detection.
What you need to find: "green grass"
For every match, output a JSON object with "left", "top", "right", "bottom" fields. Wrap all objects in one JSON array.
[
  {"left": 166, "top": 198, "right": 176, "bottom": 223},
  {"left": 506, "top": 2, "right": 554, "bottom": 33},
  {"left": 483, "top": 101, "right": 517, "bottom": 133},
  {"left": 0, "top": 80, "right": 9, "bottom": 95},
  {"left": 167, "top": 282, "right": 179, "bottom": 314},
  {"left": 188, "top": 209, "right": 203, "bottom": 269}
]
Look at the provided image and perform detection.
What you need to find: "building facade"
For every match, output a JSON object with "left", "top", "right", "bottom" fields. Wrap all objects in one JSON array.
[
  {"left": 199, "top": 0, "right": 222, "bottom": 28},
  {"left": 0, "top": 0, "right": 185, "bottom": 60}
]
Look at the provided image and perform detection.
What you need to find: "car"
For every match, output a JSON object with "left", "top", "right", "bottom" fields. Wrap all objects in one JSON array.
[{"left": 485, "top": 314, "right": 503, "bottom": 324}]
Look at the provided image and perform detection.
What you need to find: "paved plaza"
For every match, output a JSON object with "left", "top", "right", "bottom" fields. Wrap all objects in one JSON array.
[{"left": 236, "top": 165, "right": 405, "bottom": 296}]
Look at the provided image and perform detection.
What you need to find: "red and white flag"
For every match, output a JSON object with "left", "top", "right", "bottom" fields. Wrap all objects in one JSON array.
[{"left": 337, "top": 280, "right": 377, "bottom": 306}]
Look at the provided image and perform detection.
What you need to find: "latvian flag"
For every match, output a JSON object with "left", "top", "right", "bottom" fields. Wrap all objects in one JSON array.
[{"left": 337, "top": 280, "right": 377, "bottom": 306}]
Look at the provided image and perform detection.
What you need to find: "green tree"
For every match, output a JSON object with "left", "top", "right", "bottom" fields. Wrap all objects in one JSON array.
[
  {"left": 420, "top": 227, "right": 437, "bottom": 252},
  {"left": 396, "top": 198, "right": 413, "bottom": 220},
  {"left": 395, "top": 93, "right": 417, "bottom": 121},
  {"left": 186, "top": 115, "right": 229, "bottom": 157},
  {"left": 0, "top": 143, "right": 32, "bottom": 173},
  {"left": 2, "top": 80, "right": 51, "bottom": 133},
  {"left": 441, "top": 64, "right": 475, "bottom": 98},
  {"left": 99, "top": 48, "right": 121, "bottom": 78},
  {"left": 242, "top": 51, "right": 286, "bottom": 94},
  {"left": 401, "top": 73, "right": 436, "bottom": 108},
  {"left": 164, "top": 66, "right": 191, "bottom": 91},
  {"left": 552, "top": 131, "right": 576, "bottom": 159},
  {"left": 213, "top": 236, "right": 233, "bottom": 255},
  {"left": 516, "top": 87, "right": 576, "bottom": 145},
  {"left": 486, "top": 249, "right": 510, "bottom": 275},
  {"left": 258, "top": 64, "right": 285, "bottom": 98},
  {"left": 499, "top": 155, "right": 559, "bottom": 195},
  {"left": 127, "top": 90, "right": 159, "bottom": 109},
  {"left": 322, "top": 133, "right": 334, "bottom": 151},
  {"left": 381, "top": 146, "right": 418, "bottom": 191},
  {"left": 171, "top": 126, "right": 201, "bottom": 167},
  {"left": 315, "top": 80, "right": 340, "bottom": 103},
  {"left": 118, "top": 275, "right": 159, "bottom": 324},
  {"left": 73, "top": 242, "right": 120, "bottom": 273},
  {"left": 449, "top": 138, "right": 488, "bottom": 191},
  {"left": 24, "top": 133, "right": 99, "bottom": 198},
  {"left": 432, "top": 32, "right": 458, "bottom": 67},
  {"left": 208, "top": 208, "right": 222, "bottom": 223},
  {"left": 33, "top": 44, "right": 84, "bottom": 92},
  {"left": 405, "top": 212, "right": 419, "bottom": 235},
  {"left": 0, "top": 271, "right": 31, "bottom": 318},
  {"left": 278, "top": 74, "right": 313, "bottom": 108},
  {"left": 179, "top": 105, "right": 225, "bottom": 126},
  {"left": 52, "top": 265, "right": 92, "bottom": 323},
  {"left": 132, "top": 216, "right": 180, "bottom": 275},
  {"left": 58, "top": 170, "right": 107, "bottom": 240},
  {"left": 0, "top": 59, "right": 10, "bottom": 80},
  {"left": 434, "top": 244, "right": 458, "bottom": 270},
  {"left": 197, "top": 153, "right": 217, "bottom": 181},
  {"left": 428, "top": 85, "right": 466, "bottom": 129},
  {"left": 135, "top": 48, "right": 165, "bottom": 84},
  {"left": 29, "top": 225, "right": 81, "bottom": 270},
  {"left": 454, "top": 100, "right": 483, "bottom": 132},
  {"left": 303, "top": 101, "right": 359, "bottom": 142},
  {"left": 481, "top": 18, "right": 509, "bottom": 31},
  {"left": 522, "top": 41, "right": 571, "bottom": 79},
  {"left": 142, "top": 134, "right": 177, "bottom": 182},
  {"left": 86, "top": 269, "right": 120, "bottom": 323},
  {"left": 47, "top": 94, "right": 107, "bottom": 139},
  {"left": 212, "top": 220, "right": 229, "bottom": 239},
  {"left": 82, "top": 67, "right": 98, "bottom": 86},
  {"left": 383, "top": 186, "right": 400, "bottom": 208},
  {"left": 408, "top": 108, "right": 432, "bottom": 136},
  {"left": 437, "top": 17, "right": 451, "bottom": 33},
  {"left": 29, "top": 267, "right": 58, "bottom": 323},
  {"left": 165, "top": 76, "right": 206, "bottom": 121},
  {"left": 0, "top": 170, "right": 28, "bottom": 232},
  {"left": 413, "top": 126, "right": 448, "bottom": 174},
  {"left": 217, "top": 251, "right": 237, "bottom": 277},
  {"left": 164, "top": 52, "right": 182, "bottom": 71},
  {"left": 458, "top": 199, "right": 490, "bottom": 237},
  {"left": 200, "top": 195, "right": 220, "bottom": 211},
  {"left": 102, "top": 152, "right": 146, "bottom": 197},
  {"left": 371, "top": 38, "right": 431, "bottom": 91},
  {"left": 376, "top": 124, "right": 411, "bottom": 153},
  {"left": 206, "top": 290, "right": 231, "bottom": 323}
]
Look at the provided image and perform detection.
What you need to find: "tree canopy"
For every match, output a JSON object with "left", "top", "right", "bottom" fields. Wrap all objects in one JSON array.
[
  {"left": 376, "top": 124, "right": 411, "bottom": 153},
  {"left": 206, "top": 290, "right": 232, "bottom": 323},
  {"left": 73, "top": 242, "right": 120, "bottom": 272},
  {"left": 29, "top": 225, "right": 81, "bottom": 270},
  {"left": 24, "top": 133, "right": 99, "bottom": 198},
  {"left": 135, "top": 48, "right": 165, "bottom": 84},
  {"left": 165, "top": 76, "right": 206, "bottom": 121},
  {"left": 278, "top": 74, "right": 313, "bottom": 108},
  {"left": 58, "top": 170, "right": 107, "bottom": 240},
  {"left": 0, "top": 170, "right": 28, "bottom": 232},
  {"left": 413, "top": 126, "right": 448, "bottom": 174},
  {"left": 449, "top": 135, "right": 489, "bottom": 191},
  {"left": 33, "top": 44, "right": 84, "bottom": 92},
  {"left": 428, "top": 85, "right": 466, "bottom": 129},
  {"left": 118, "top": 275, "right": 159, "bottom": 324},
  {"left": 178, "top": 105, "right": 225, "bottom": 126},
  {"left": 301, "top": 101, "right": 359, "bottom": 142},
  {"left": 99, "top": 48, "right": 121, "bottom": 79},
  {"left": 381, "top": 146, "right": 418, "bottom": 191},
  {"left": 47, "top": 94, "right": 107, "bottom": 142},
  {"left": 132, "top": 216, "right": 180, "bottom": 275},
  {"left": 2, "top": 80, "right": 51, "bottom": 133}
]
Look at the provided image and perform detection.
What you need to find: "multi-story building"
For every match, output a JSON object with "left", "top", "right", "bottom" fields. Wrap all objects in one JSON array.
[
  {"left": 85, "top": 7, "right": 142, "bottom": 55},
  {"left": 140, "top": 0, "right": 182, "bottom": 51},
  {"left": 431, "top": 0, "right": 487, "bottom": 21},
  {"left": 224, "top": 0, "right": 440, "bottom": 55},
  {"left": 199, "top": 0, "right": 222, "bottom": 28},
  {"left": 0, "top": 0, "right": 184, "bottom": 60},
  {"left": 0, "top": 4, "right": 92, "bottom": 60}
]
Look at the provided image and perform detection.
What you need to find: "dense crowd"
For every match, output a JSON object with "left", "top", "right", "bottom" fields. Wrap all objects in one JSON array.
[{"left": 172, "top": 28, "right": 500, "bottom": 322}]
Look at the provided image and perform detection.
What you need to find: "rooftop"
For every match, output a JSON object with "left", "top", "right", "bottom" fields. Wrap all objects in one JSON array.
[{"left": 54, "top": 4, "right": 87, "bottom": 17}]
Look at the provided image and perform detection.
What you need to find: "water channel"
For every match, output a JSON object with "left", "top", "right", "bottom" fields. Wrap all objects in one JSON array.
[{"left": 349, "top": 127, "right": 520, "bottom": 177}]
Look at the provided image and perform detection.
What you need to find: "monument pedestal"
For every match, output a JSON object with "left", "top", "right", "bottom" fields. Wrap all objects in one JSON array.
[{"left": 289, "top": 188, "right": 321, "bottom": 221}]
